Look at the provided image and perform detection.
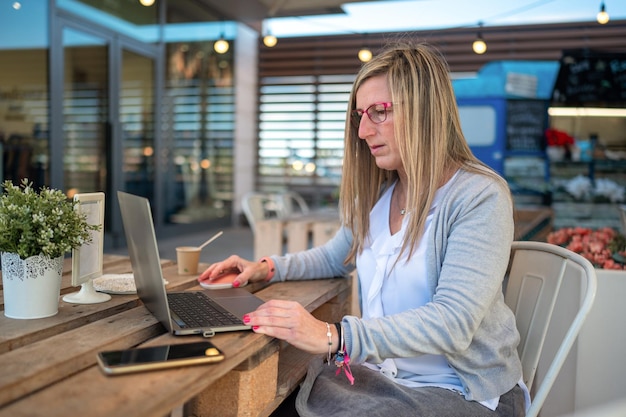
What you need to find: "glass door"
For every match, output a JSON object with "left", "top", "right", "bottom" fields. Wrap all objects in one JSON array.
[
  {"left": 56, "top": 21, "right": 158, "bottom": 242},
  {"left": 62, "top": 27, "right": 109, "bottom": 195},
  {"left": 120, "top": 49, "right": 155, "bottom": 201}
]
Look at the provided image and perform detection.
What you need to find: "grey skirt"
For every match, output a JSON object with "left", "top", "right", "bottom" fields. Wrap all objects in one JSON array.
[{"left": 295, "top": 358, "right": 525, "bottom": 417}]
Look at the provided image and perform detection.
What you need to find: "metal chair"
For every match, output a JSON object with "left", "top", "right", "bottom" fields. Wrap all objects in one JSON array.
[
  {"left": 277, "top": 191, "right": 309, "bottom": 220},
  {"left": 241, "top": 191, "right": 309, "bottom": 232},
  {"left": 505, "top": 241, "right": 597, "bottom": 417}
]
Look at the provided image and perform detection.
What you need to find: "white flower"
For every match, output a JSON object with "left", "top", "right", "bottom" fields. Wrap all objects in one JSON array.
[
  {"left": 564, "top": 175, "right": 593, "bottom": 200},
  {"left": 594, "top": 178, "right": 625, "bottom": 203},
  {"left": 0, "top": 179, "right": 100, "bottom": 259}
]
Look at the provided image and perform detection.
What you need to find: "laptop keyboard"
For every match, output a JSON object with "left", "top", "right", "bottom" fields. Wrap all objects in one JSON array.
[{"left": 167, "top": 292, "right": 243, "bottom": 328}]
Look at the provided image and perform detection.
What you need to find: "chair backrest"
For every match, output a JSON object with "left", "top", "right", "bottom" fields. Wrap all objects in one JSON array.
[
  {"left": 241, "top": 192, "right": 280, "bottom": 230},
  {"left": 505, "top": 241, "right": 597, "bottom": 417},
  {"left": 278, "top": 191, "right": 309, "bottom": 218},
  {"left": 241, "top": 191, "right": 309, "bottom": 231}
]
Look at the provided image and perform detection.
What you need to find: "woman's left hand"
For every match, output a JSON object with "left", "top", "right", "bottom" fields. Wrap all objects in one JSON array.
[{"left": 243, "top": 299, "right": 337, "bottom": 355}]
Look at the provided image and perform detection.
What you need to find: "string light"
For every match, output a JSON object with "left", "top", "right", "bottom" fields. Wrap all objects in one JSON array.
[
  {"left": 12, "top": 1, "right": 21, "bottom": 9},
  {"left": 213, "top": 20, "right": 229, "bottom": 54},
  {"left": 263, "top": 32, "right": 278, "bottom": 47},
  {"left": 472, "top": 22, "right": 487, "bottom": 54},
  {"left": 597, "top": 1, "right": 609, "bottom": 24},
  {"left": 214, "top": 36, "right": 229, "bottom": 54},
  {"left": 262, "top": 20, "right": 278, "bottom": 47},
  {"left": 358, "top": 47, "right": 372, "bottom": 62},
  {"left": 358, "top": 33, "right": 373, "bottom": 62},
  {"left": 139, "top": 0, "right": 155, "bottom": 6}
]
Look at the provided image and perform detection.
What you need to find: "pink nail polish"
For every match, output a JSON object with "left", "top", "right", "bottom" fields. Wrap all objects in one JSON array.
[
  {"left": 252, "top": 326, "right": 259, "bottom": 331},
  {"left": 243, "top": 314, "right": 250, "bottom": 324},
  {"left": 232, "top": 281, "right": 240, "bottom": 288}
]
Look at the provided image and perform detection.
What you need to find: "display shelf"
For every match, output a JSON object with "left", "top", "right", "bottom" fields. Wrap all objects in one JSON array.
[
  {"left": 550, "top": 159, "right": 626, "bottom": 183},
  {"left": 550, "top": 201, "right": 623, "bottom": 230}
]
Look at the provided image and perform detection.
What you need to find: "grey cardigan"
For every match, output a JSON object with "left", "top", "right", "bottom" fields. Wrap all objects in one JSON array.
[{"left": 269, "top": 169, "right": 522, "bottom": 402}]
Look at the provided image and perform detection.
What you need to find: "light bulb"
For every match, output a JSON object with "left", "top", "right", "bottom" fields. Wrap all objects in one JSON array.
[
  {"left": 263, "top": 34, "right": 278, "bottom": 47},
  {"left": 214, "top": 38, "right": 229, "bottom": 54},
  {"left": 139, "top": 0, "right": 155, "bottom": 6},
  {"left": 358, "top": 48, "right": 372, "bottom": 62},
  {"left": 12, "top": 1, "right": 21, "bottom": 9},
  {"left": 597, "top": 2, "right": 609, "bottom": 24},
  {"left": 472, "top": 37, "right": 487, "bottom": 54}
]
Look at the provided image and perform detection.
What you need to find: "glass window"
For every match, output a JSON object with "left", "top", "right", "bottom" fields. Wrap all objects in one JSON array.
[
  {"left": 458, "top": 105, "right": 497, "bottom": 146},
  {"left": 62, "top": 27, "right": 108, "bottom": 195},
  {"left": 58, "top": 0, "right": 159, "bottom": 43},
  {"left": 0, "top": 0, "right": 49, "bottom": 187},
  {"left": 257, "top": 74, "right": 353, "bottom": 206},
  {"left": 164, "top": 41, "right": 235, "bottom": 224},
  {"left": 122, "top": 49, "right": 155, "bottom": 201}
]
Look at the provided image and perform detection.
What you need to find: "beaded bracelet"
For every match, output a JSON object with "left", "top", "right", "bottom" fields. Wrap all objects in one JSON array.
[{"left": 258, "top": 256, "right": 275, "bottom": 282}]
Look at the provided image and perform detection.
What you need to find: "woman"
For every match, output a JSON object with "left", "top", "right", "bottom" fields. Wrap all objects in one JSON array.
[{"left": 200, "top": 41, "right": 528, "bottom": 416}]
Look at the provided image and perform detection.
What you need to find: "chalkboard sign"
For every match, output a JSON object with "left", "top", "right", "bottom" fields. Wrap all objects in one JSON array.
[
  {"left": 552, "top": 49, "right": 626, "bottom": 105},
  {"left": 506, "top": 100, "right": 548, "bottom": 151}
]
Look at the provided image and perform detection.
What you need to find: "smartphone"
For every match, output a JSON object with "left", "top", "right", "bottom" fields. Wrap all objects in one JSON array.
[{"left": 97, "top": 341, "right": 225, "bottom": 375}]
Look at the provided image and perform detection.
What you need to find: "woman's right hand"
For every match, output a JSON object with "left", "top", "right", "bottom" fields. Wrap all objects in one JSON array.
[{"left": 198, "top": 255, "right": 271, "bottom": 288}]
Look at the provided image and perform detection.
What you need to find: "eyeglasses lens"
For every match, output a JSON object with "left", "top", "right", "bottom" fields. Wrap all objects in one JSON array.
[
  {"left": 350, "top": 103, "right": 390, "bottom": 127},
  {"left": 368, "top": 103, "right": 387, "bottom": 123}
]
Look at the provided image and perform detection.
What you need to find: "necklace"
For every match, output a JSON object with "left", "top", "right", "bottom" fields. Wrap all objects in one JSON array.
[{"left": 394, "top": 184, "right": 407, "bottom": 216}]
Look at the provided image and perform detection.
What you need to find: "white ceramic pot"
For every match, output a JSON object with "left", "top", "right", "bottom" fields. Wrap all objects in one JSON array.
[
  {"left": 546, "top": 146, "right": 566, "bottom": 161},
  {"left": 1, "top": 252, "right": 64, "bottom": 319}
]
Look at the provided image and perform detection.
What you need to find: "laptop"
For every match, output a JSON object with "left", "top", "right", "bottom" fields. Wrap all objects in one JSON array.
[{"left": 117, "top": 191, "right": 265, "bottom": 338}]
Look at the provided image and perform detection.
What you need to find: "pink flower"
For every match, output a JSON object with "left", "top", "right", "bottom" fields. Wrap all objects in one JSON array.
[{"left": 547, "top": 227, "right": 624, "bottom": 270}]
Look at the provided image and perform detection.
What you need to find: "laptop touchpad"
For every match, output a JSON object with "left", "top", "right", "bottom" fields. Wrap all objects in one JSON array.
[{"left": 212, "top": 288, "right": 264, "bottom": 317}]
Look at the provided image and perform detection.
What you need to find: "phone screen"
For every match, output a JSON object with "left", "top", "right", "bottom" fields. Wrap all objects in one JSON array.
[{"left": 97, "top": 341, "right": 224, "bottom": 375}]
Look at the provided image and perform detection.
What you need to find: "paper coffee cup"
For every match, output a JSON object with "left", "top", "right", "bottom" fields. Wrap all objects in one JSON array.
[{"left": 176, "top": 246, "right": 201, "bottom": 275}]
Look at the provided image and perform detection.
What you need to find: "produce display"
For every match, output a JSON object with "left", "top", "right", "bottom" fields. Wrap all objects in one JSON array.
[{"left": 547, "top": 227, "right": 626, "bottom": 270}]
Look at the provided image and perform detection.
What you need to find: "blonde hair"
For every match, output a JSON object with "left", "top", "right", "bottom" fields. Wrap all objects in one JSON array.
[{"left": 340, "top": 41, "right": 508, "bottom": 264}]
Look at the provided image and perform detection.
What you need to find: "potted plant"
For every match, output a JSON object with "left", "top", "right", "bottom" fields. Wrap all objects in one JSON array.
[
  {"left": 544, "top": 128, "right": 575, "bottom": 161},
  {"left": 0, "top": 179, "right": 100, "bottom": 319}
]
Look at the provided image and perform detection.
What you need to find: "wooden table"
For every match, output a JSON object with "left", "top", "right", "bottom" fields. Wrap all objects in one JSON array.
[{"left": 0, "top": 254, "right": 351, "bottom": 417}]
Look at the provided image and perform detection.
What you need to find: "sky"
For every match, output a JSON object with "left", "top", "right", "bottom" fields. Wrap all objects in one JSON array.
[{"left": 266, "top": 0, "right": 626, "bottom": 37}]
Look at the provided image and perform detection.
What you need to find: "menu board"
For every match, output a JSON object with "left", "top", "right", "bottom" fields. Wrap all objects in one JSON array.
[
  {"left": 506, "top": 100, "right": 548, "bottom": 151},
  {"left": 552, "top": 49, "right": 626, "bottom": 105}
]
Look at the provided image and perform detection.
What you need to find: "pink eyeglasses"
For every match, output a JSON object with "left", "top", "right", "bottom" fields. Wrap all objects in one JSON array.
[{"left": 350, "top": 102, "right": 393, "bottom": 127}]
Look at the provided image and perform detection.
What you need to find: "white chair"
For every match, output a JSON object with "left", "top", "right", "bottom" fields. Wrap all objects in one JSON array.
[
  {"left": 241, "top": 191, "right": 309, "bottom": 231},
  {"left": 241, "top": 192, "right": 281, "bottom": 230},
  {"left": 278, "top": 191, "right": 310, "bottom": 218},
  {"left": 505, "top": 241, "right": 597, "bottom": 417}
]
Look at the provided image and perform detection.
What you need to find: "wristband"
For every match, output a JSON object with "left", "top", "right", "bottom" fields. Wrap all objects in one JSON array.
[
  {"left": 334, "top": 322, "right": 343, "bottom": 354},
  {"left": 259, "top": 256, "right": 275, "bottom": 282}
]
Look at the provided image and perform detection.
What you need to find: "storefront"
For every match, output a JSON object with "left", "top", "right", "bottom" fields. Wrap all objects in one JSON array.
[
  {"left": 0, "top": 1, "right": 253, "bottom": 248},
  {"left": 449, "top": 51, "right": 626, "bottom": 230},
  {"left": 548, "top": 49, "right": 626, "bottom": 230}
]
